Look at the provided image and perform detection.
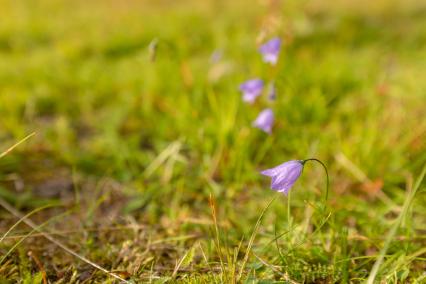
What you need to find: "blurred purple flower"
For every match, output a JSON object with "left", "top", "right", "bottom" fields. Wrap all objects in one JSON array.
[
  {"left": 268, "top": 82, "right": 276, "bottom": 100},
  {"left": 240, "top": 79, "right": 264, "bottom": 103},
  {"left": 253, "top": 108, "right": 274, "bottom": 134},
  {"left": 261, "top": 160, "right": 304, "bottom": 195},
  {"left": 210, "top": 49, "right": 223, "bottom": 63},
  {"left": 259, "top": 37, "right": 281, "bottom": 65}
]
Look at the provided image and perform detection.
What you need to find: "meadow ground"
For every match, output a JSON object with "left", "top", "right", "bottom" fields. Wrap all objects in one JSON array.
[{"left": 0, "top": 0, "right": 425, "bottom": 283}]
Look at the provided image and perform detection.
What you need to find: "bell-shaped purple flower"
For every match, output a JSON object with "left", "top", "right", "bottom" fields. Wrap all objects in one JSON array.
[
  {"left": 253, "top": 108, "right": 274, "bottom": 134},
  {"left": 261, "top": 160, "right": 304, "bottom": 195},
  {"left": 268, "top": 82, "right": 276, "bottom": 101},
  {"left": 259, "top": 37, "right": 281, "bottom": 65},
  {"left": 240, "top": 79, "right": 264, "bottom": 104}
]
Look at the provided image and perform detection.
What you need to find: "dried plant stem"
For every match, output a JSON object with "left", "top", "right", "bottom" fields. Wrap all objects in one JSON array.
[
  {"left": 208, "top": 193, "right": 227, "bottom": 282},
  {"left": 0, "top": 132, "right": 35, "bottom": 159},
  {"left": 28, "top": 251, "right": 48, "bottom": 284},
  {"left": 0, "top": 210, "right": 71, "bottom": 265},
  {"left": 0, "top": 204, "right": 57, "bottom": 243}
]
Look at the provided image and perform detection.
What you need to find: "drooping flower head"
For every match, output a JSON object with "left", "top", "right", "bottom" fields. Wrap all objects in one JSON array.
[
  {"left": 268, "top": 82, "right": 276, "bottom": 101},
  {"left": 239, "top": 79, "right": 264, "bottom": 104},
  {"left": 261, "top": 160, "right": 304, "bottom": 195},
  {"left": 253, "top": 108, "right": 274, "bottom": 134},
  {"left": 259, "top": 37, "right": 281, "bottom": 65}
]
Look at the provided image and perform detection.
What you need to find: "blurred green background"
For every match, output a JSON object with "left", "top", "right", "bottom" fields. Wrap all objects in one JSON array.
[{"left": 0, "top": 0, "right": 425, "bottom": 282}]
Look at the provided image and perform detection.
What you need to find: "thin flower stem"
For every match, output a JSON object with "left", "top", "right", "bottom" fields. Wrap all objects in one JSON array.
[
  {"left": 302, "top": 158, "right": 330, "bottom": 204},
  {"left": 287, "top": 190, "right": 291, "bottom": 241}
]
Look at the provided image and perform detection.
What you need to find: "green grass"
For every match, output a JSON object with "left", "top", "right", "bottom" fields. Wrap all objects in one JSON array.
[{"left": 0, "top": 0, "right": 425, "bottom": 283}]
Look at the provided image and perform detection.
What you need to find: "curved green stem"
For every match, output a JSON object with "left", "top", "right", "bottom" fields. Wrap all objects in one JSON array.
[{"left": 302, "top": 158, "right": 330, "bottom": 203}]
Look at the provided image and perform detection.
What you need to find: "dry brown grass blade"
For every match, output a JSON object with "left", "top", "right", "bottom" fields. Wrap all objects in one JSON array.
[
  {"left": 208, "top": 193, "right": 227, "bottom": 281},
  {"left": 0, "top": 132, "right": 36, "bottom": 159},
  {"left": 2, "top": 224, "right": 147, "bottom": 240}
]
